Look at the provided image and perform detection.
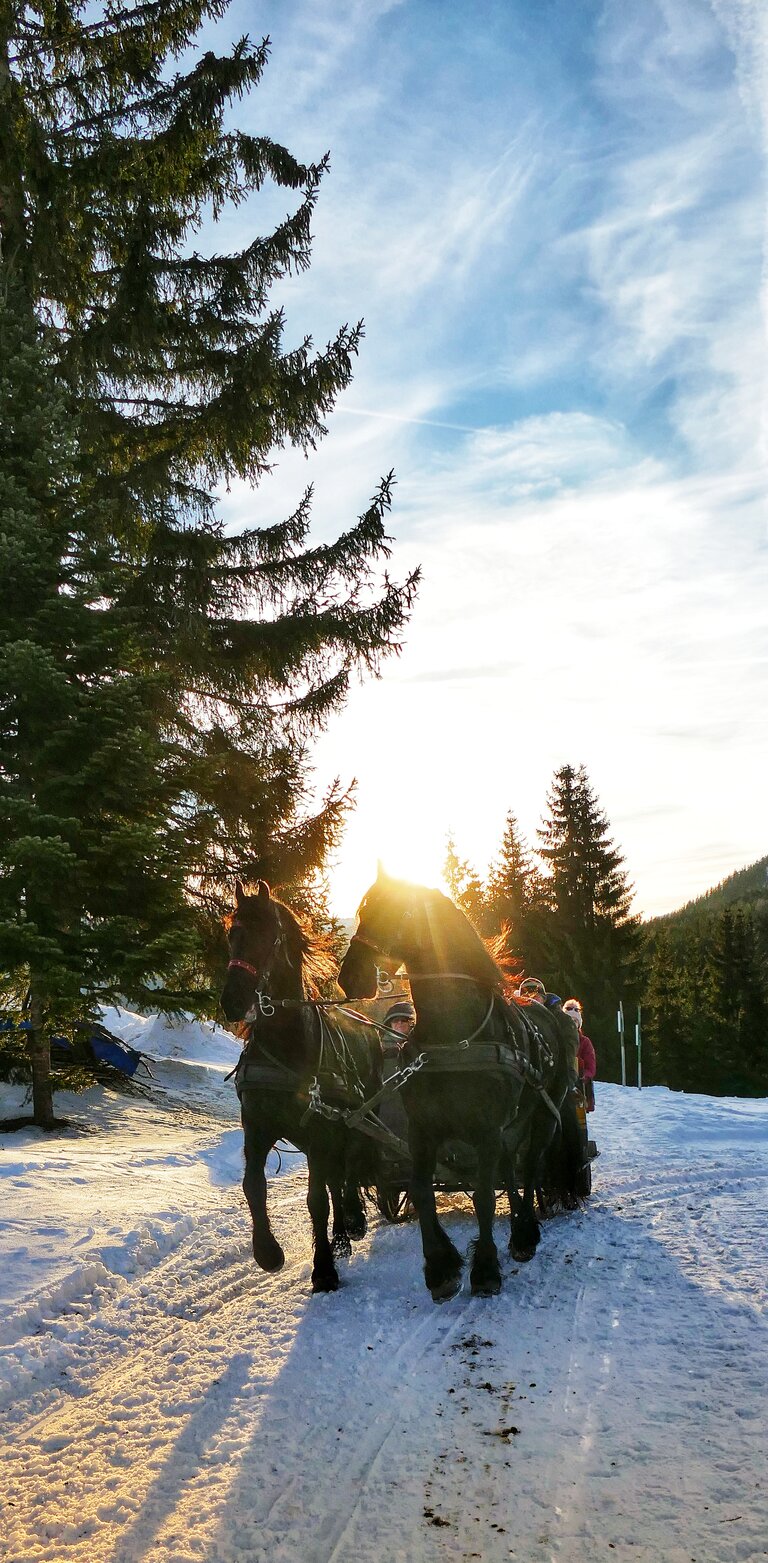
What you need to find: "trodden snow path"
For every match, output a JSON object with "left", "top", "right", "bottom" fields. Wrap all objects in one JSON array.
[{"left": 2, "top": 1083, "right": 767, "bottom": 1563}]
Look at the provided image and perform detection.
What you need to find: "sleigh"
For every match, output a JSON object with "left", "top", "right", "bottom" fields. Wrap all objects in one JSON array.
[{"left": 370, "top": 1055, "right": 597, "bottom": 1222}]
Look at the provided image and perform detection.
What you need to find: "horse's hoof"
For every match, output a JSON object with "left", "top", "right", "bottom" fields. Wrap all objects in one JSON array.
[
  {"left": 428, "top": 1272, "right": 463, "bottom": 1303},
  {"left": 332, "top": 1232, "right": 352, "bottom": 1260},
  {"left": 471, "top": 1274, "right": 502, "bottom": 1297},
  {"left": 509, "top": 1242, "right": 537, "bottom": 1263},
  {"left": 312, "top": 1270, "right": 340, "bottom": 1293},
  {"left": 345, "top": 1213, "right": 367, "bottom": 1242},
  {"left": 253, "top": 1236, "right": 285, "bottom": 1271}
]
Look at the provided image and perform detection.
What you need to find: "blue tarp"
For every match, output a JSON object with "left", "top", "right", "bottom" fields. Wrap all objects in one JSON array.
[
  {"left": 88, "top": 1035, "right": 146, "bottom": 1077},
  {"left": 1, "top": 1016, "right": 152, "bottom": 1079}
]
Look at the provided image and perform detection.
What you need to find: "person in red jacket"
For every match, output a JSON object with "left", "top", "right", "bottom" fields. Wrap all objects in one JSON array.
[{"left": 563, "top": 998, "right": 596, "bottom": 1111}]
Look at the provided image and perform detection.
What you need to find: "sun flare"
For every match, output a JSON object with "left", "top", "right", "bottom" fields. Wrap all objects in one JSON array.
[{"left": 329, "top": 794, "right": 449, "bottom": 916}]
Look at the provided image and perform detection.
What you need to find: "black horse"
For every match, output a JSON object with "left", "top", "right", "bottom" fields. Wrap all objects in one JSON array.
[
  {"left": 338, "top": 867, "right": 582, "bottom": 1301},
  {"left": 221, "top": 880, "right": 381, "bottom": 1293}
]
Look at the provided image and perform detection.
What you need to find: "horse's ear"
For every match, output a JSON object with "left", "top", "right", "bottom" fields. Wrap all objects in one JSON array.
[
  {"left": 376, "top": 860, "right": 389, "bottom": 883},
  {"left": 234, "top": 879, "right": 245, "bottom": 909},
  {"left": 257, "top": 880, "right": 271, "bottom": 901}
]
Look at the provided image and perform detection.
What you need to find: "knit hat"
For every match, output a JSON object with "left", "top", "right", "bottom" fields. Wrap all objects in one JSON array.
[
  {"left": 383, "top": 1001, "right": 416, "bottom": 1025},
  {"left": 518, "top": 978, "right": 546, "bottom": 1000}
]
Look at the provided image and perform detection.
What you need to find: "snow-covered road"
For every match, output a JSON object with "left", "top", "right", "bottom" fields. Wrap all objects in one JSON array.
[{"left": 2, "top": 1033, "right": 766, "bottom": 1563}]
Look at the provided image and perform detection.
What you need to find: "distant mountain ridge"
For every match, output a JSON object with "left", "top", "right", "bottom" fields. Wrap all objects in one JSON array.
[{"left": 648, "top": 854, "right": 768, "bottom": 930}]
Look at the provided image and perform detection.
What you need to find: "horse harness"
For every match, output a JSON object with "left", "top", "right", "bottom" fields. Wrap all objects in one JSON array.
[
  {"left": 397, "top": 983, "right": 562, "bottom": 1127},
  {"left": 232, "top": 975, "right": 561, "bottom": 1135},
  {"left": 234, "top": 1000, "right": 370, "bottom": 1115},
  {"left": 346, "top": 930, "right": 560, "bottom": 1120}
]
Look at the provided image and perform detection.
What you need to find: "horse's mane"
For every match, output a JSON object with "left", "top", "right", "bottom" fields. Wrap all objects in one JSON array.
[
  {"left": 426, "top": 890, "right": 510, "bottom": 989},
  {"left": 483, "top": 924, "right": 522, "bottom": 995},
  {"left": 382, "top": 880, "right": 510, "bottom": 992},
  {"left": 270, "top": 896, "right": 339, "bottom": 999}
]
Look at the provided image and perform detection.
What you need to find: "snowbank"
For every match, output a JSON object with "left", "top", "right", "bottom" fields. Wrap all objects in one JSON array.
[{"left": 100, "top": 1004, "right": 242, "bottom": 1070}]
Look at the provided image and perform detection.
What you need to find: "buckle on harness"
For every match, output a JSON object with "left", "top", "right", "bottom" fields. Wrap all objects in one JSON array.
[{"left": 256, "top": 991, "right": 275, "bottom": 1017}]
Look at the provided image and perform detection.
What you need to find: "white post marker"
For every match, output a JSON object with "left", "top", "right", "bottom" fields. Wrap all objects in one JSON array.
[
  {"left": 636, "top": 1003, "right": 642, "bottom": 1089},
  {"left": 618, "top": 1000, "right": 626, "bottom": 1087}
]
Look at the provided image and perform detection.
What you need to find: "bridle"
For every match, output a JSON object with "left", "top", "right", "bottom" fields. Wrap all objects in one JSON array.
[
  {"left": 347, "top": 926, "right": 498, "bottom": 1048},
  {"left": 226, "top": 921, "right": 294, "bottom": 999},
  {"left": 347, "top": 920, "right": 484, "bottom": 989}
]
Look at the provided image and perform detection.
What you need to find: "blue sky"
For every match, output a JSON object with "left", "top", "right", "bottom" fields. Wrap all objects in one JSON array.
[{"left": 212, "top": 0, "right": 767, "bottom": 916}]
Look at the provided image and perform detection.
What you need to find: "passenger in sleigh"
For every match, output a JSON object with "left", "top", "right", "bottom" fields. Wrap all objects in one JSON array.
[
  {"left": 514, "top": 976, "right": 563, "bottom": 1011},
  {"left": 381, "top": 1000, "right": 416, "bottom": 1057},
  {"left": 563, "top": 998, "right": 596, "bottom": 1111}
]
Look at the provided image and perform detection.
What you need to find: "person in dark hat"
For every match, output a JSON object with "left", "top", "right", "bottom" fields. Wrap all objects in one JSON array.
[{"left": 382, "top": 1000, "right": 416, "bottom": 1049}]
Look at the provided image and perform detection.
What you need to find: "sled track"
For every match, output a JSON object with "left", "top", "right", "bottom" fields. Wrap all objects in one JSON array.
[{"left": 3, "top": 1128, "right": 768, "bottom": 1563}]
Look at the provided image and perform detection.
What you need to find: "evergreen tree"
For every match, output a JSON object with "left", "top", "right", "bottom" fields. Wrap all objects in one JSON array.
[
  {"left": 485, "top": 811, "right": 546, "bottom": 971},
  {"left": 537, "top": 765, "right": 640, "bottom": 1069},
  {"left": 487, "top": 812, "right": 537, "bottom": 925},
  {"left": 0, "top": 4, "right": 418, "bottom": 1123},
  {"left": 0, "top": 295, "right": 204, "bottom": 1122},
  {"left": 644, "top": 930, "right": 692, "bottom": 1090},
  {"left": 442, "top": 833, "right": 486, "bottom": 927}
]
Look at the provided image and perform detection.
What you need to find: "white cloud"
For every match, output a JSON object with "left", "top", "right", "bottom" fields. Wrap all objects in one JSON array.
[{"left": 206, "top": 0, "right": 768, "bottom": 919}]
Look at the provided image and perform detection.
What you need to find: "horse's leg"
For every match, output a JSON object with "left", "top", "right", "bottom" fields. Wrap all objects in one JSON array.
[
  {"left": 501, "top": 1118, "right": 527, "bottom": 1255},
  {"left": 329, "top": 1175, "right": 352, "bottom": 1261},
  {"left": 342, "top": 1180, "right": 368, "bottom": 1241},
  {"left": 409, "top": 1125, "right": 463, "bottom": 1302},
  {"left": 469, "top": 1132, "right": 502, "bottom": 1296},
  {"left": 241, "top": 1111, "right": 285, "bottom": 1272},
  {"left": 341, "top": 1129, "right": 369, "bottom": 1241},
  {"left": 506, "top": 1106, "right": 550, "bottom": 1262},
  {"left": 307, "top": 1150, "right": 340, "bottom": 1293}
]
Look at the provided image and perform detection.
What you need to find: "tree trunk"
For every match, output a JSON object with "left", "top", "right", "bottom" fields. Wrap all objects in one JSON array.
[{"left": 28, "top": 984, "right": 55, "bottom": 1129}]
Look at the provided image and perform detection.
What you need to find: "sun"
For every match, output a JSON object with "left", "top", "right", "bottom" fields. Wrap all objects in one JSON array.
[{"left": 328, "top": 795, "right": 449, "bottom": 916}]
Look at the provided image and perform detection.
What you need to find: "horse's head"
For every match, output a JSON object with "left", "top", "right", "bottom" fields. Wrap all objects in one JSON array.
[
  {"left": 338, "top": 864, "right": 508, "bottom": 999},
  {"left": 338, "top": 867, "right": 435, "bottom": 999},
  {"left": 220, "top": 879, "right": 303, "bottom": 1022}
]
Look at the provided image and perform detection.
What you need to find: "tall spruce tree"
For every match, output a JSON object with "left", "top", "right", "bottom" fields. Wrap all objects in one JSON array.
[
  {"left": 705, "top": 907, "right": 768, "bottom": 1095},
  {"left": 0, "top": 2, "right": 418, "bottom": 1123},
  {"left": 537, "top": 765, "right": 640, "bottom": 1067},
  {"left": 442, "top": 833, "right": 486, "bottom": 927},
  {"left": 0, "top": 296, "right": 203, "bottom": 1122},
  {"left": 485, "top": 811, "right": 546, "bottom": 970}
]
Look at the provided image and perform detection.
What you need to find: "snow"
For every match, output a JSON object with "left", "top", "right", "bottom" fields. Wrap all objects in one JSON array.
[{"left": 1, "top": 1014, "right": 766, "bottom": 1563}]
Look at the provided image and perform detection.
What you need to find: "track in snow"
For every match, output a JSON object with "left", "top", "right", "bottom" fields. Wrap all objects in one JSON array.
[{"left": 2, "top": 1090, "right": 767, "bottom": 1563}]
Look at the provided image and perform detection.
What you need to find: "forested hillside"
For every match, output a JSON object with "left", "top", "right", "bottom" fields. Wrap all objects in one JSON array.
[
  {"left": 648, "top": 856, "right": 768, "bottom": 927},
  {"left": 642, "top": 857, "right": 768, "bottom": 1097}
]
